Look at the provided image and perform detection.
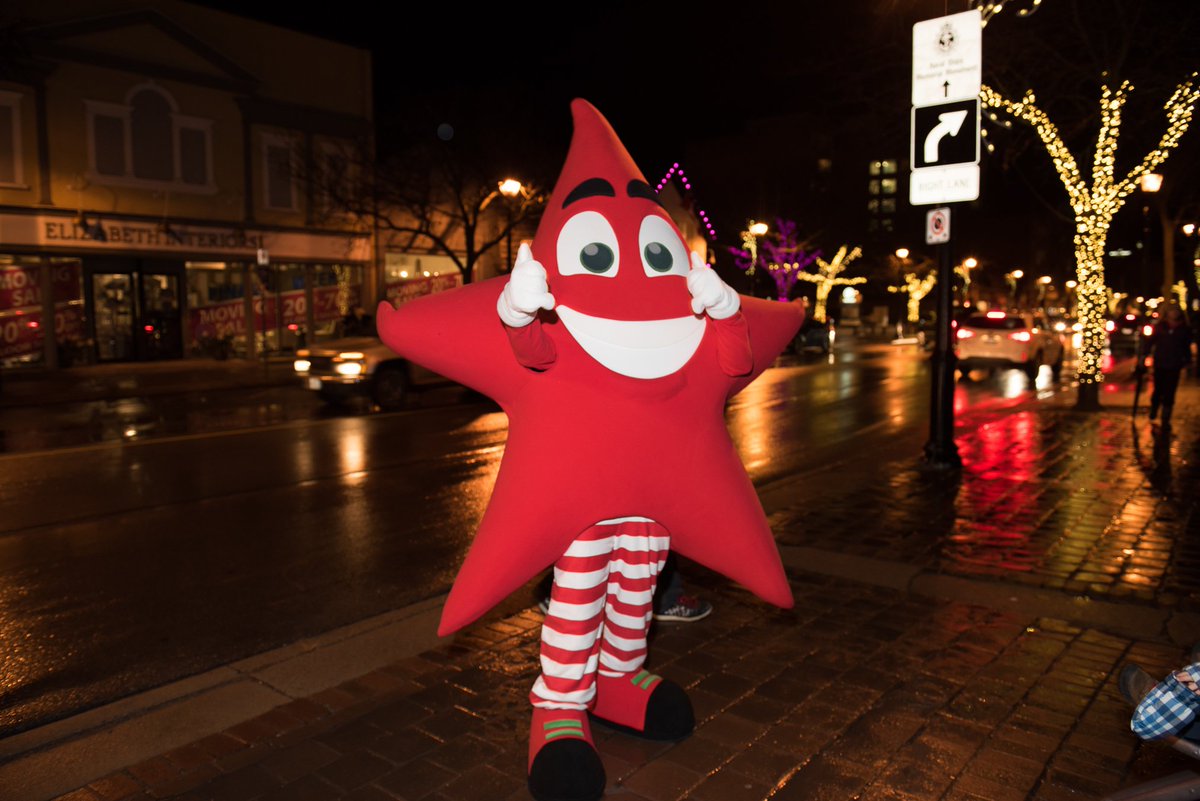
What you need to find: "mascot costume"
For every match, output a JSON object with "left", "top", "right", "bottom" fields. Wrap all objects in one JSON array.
[{"left": 377, "top": 99, "right": 803, "bottom": 801}]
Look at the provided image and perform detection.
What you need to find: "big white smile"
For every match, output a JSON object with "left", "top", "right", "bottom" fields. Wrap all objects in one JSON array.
[{"left": 556, "top": 305, "right": 705, "bottom": 379}]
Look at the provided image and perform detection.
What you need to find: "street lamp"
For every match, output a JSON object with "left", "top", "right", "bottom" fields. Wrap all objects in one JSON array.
[
  {"left": 958, "top": 257, "right": 978, "bottom": 308},
  {"left": 1005, "top": 268, "right": 1023, "bottom": 307},
  {"left": 1139, "top": 172, "right": 1174, "bottom": 299},
  {"left": 742, "top": 220, "right": 769, "bottom": 278},
  {"left": 895, "top": 247, "right": 910, "bottom": 260}
]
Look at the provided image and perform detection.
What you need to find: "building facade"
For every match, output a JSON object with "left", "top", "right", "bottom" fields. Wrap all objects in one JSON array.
[{"left": 0, "top": 0, "right": 376, "bottom": 369}]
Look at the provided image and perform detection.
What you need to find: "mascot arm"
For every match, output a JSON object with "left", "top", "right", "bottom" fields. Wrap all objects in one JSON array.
[
  {"left": 504, "top": 319, "right": 558, "bottom": 370},
  {"left": 712, "top": 311, "right": 753, "bottom": 377}
]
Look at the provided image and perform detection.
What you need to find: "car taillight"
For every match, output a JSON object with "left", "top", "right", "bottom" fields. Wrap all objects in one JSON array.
[
  {"left": 1105, "top": 320, "right": 1116, "bottom": 333},
  {"left": 1009, "top": 331, "right": 1032, "bottom": 342},
  {"left": 956, "top": 329, "right": 975, "bottom": 339}
]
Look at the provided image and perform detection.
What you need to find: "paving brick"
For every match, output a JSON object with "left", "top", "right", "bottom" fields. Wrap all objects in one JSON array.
[
  {"left": 688, "top": 766, "right": 773, "bottom": 801},
  {"left": 316, "top": 750, "right": 393, "bottom": 792},
  {"left": 87, "top": 773, "right": 142, "bottom": 801},
  {"left": 772, "top": 754, "right": 875, "bottom": 801},
  {"left": 438, "top": 764, "right": 524, "bottom": 801},
  {"left": 259, "top": 739, "right": 341, "bottom": 783},
  {"left": 618, "top": 757, "right": 702, "bottom": 801},
  {"left": 376, "top": 758, "right": 456, "bottom": 799}
]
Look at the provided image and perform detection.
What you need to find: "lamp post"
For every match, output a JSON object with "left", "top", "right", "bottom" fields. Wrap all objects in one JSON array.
[
  {"left": 1006, "top": 268, "right": 1024, "bottom": 309},
  {"left": 482, "top": 178, "right": 526, "bottom": 276},
  {"left": 957, "top": 257, "right": 978, "bottom": 308},
  {"left": 1037, "top": 275, "right": 1052, "bottom": 311},
  {"left": 1139, "top": 172, "right": 1175, "bottom": 301}
]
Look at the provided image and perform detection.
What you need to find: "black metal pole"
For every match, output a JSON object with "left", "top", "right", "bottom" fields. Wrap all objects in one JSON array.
[{"left": 923, "top": 228, "right": 961, "bottom": 469}]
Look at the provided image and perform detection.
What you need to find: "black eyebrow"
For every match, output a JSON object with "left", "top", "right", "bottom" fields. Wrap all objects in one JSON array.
[
  {"left": 626, "top": 180, "right": 664, "bottom": 207},
  {"left": 562, "top": 178, "right": 616, "bottom": 208}
]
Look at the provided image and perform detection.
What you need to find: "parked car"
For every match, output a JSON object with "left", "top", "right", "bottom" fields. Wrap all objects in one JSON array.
[
  {"left": 1106, "top": 312, "right": 1147, "bottom": 356},
  {"left": 293, "top": 336, "right": 452, "bottom": 410},
  {"left": 954, "top": 310, "right": 1066, "bottom": 380}
]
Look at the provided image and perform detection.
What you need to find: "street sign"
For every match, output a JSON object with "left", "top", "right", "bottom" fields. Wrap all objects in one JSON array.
[
  {"left": 926, "top": 207, "right": 950, "bottom": 245},
  {"left": 909, "top": 9, "right": 982, "bottom": 206},
  {"left": 911, "top": 99, "right": 980, "bottom": 169},
  {"left": 912, "top": 9, "right": 983, "bottom": 105}
]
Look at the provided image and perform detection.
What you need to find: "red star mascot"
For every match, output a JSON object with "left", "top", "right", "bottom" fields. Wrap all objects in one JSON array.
[{"left": 377, "top": 99, "right": 803, "bottom": 801}]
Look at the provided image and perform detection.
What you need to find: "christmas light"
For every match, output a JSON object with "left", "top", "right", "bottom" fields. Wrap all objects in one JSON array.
[
  {"left": 655, "top": 162, "right": 715, "bottom": 239},
  {"left": 728, "top": 219, "right": 820, "bottom": 300},
  {"left": 889, "top": 272, "right": 937, "bottom": 324},
  {"left": 981, "top": 74, "right": 1200, "bottom": 405},
  {"left": 796, "top": 245, "right": 866, "bottom": 322}
]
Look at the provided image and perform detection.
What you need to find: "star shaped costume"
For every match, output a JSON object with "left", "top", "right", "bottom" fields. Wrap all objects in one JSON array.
[{"left": 377, "top": 100, "right": 803, "bottom": 639}]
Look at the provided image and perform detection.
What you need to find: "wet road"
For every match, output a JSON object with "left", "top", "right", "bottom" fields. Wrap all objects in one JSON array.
[{"left": 0, "top": 343, "right": 1066, "bottom": 737}]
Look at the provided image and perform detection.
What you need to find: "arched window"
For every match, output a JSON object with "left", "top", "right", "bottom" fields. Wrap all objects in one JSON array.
[
  {"left": 130, "top": 88, "right": 173, "bottom": 181},
  {"left": 85, "top": 83, "right": 214, "bottom": 192}
]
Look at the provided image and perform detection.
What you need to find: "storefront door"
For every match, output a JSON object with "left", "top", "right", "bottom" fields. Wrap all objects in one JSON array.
[
  {"left": 91, "top": 271, "right": 136, "bottom": 361},
  {"left": 85, "top": 257, "right": 184, "bottom": 362}
]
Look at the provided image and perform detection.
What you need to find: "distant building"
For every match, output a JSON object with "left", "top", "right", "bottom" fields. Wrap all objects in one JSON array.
[{"left": 0, "top": 1, "right": 375, "bottom": 368}]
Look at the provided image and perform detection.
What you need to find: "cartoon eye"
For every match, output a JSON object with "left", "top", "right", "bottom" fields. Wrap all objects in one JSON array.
[
  {"left": 638, "top": 215, "right": 689, "bottom": 278},
  {"left": 556, "top": 211, "right": 620, "bottom": 278}
]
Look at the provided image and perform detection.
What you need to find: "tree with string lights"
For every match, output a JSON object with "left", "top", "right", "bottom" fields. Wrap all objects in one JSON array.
[
  {"left": 796, "top": 246, "right": 866, "bottom": 323},
  {"left": 727, "top": 218, "right": 821, "bottom": 302},
  {"left": 889, "top": 273, "right": 937, "bottom": 326},
  {"left": 981, "top": 75, "right": 1200, "bottom": 409}
]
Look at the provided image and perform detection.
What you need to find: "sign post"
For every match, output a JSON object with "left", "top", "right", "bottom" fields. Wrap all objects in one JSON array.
[{"left": 910, "top": 8, "right": 981, "bottom": 470}]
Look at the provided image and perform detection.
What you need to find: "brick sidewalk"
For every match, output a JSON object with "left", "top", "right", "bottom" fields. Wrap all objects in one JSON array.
[
  {"left": 39, "top": 370, "right": 1200, "bottom": 801},
  {"left": 51, "top": 570, "right": 1200, "bottom": 801}
]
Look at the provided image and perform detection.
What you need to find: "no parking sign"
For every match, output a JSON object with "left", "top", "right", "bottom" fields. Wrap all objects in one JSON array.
[{"left": 926, "top": 207, "right": 950, "bottom": 244}]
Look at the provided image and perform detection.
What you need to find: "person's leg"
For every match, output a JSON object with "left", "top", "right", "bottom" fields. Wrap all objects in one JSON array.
[
  {"left": 1158, "top": 368, "right": 1182, "bottom": 426},
  {"left": 591, "top": 522, "right": 693, "bottom": 740},
  {"left": 527, "top": 525, "right": 613, "bottom": 801},
  {"left": 652, "top": 553, "right": 682, "bottom": 613}
]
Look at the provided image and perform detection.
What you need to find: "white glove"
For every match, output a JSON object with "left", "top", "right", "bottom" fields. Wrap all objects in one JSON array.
[
  {"left": 497, "top": 243, "right": 555, "bottom": 327},
  {"left": 687, "top": 251, "right": 740, "bottom": 319}
]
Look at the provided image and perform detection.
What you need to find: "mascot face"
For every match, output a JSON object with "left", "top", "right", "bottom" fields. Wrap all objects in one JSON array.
[{"left": 531, "top": 100, "right": 704, "bottom": 380}]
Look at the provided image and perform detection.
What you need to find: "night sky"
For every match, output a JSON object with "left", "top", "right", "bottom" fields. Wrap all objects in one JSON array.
[{"left": 197, "top": 0, "right": 1200, "bottom": 299}]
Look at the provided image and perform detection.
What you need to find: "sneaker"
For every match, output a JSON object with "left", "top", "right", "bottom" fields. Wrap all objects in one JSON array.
[
  {"left": 537, "top": 597, "right": 549, "bottom": 615},
  {"left": 653, "top": 595, "right": 712, "bottom": 623},
  {"left": 1119, "top": 663, "right": 1158, "bottom": 705}
]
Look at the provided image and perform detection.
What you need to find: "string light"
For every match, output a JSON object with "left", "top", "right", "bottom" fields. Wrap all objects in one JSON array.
[
  {"left": 795, "top": 246, "right": 866, "bottom": 322},
  {"left": 728, "top": 219, "right": 820, "bottom": 300},
  {"left": 976, "top": 0, "right": 1043, "bottom": 28},
  {"left": 981, "top": 74, "right": 1200, "bottom": 398},
  {"left": 889, "top": 272, "right": 937, "bottom": 323},
  {"left": 655, "top": 162, "right": 717, "bottom": 240},
  {"left": 1172, "top": 280, "right": 1187, "bottom": 309}
]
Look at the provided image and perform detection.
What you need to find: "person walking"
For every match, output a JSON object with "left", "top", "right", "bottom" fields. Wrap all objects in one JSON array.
[{"left": 1144, "top": 304, "right": 1195, "bottom": 428}]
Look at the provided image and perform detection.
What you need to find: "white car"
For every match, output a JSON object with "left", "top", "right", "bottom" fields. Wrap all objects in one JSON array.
[
  {"left": 955, "top": 311, "right": 1066, "bottom": 380},
  {"left": 293, "top": 336, "right": 451, "bottom": 410}
]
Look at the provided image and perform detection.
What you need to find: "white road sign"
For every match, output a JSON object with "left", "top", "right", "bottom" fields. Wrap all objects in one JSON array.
[
  {"left": 912, "top": 8, "right": 982, "bottom": 105},
  {"left": 910, "top": 9, "right": 983, "bottom": 206},
  {"left": 926, "top": 207, "right": 950, "bottom": 245}
]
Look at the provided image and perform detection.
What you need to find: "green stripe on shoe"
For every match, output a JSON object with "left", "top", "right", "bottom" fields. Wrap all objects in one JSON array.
[
  {"left": 544, "top": 720, "right": 585, "bottom": 740},
  {"left": 632, "top": 670, "right": 661, "bottom": 690}
]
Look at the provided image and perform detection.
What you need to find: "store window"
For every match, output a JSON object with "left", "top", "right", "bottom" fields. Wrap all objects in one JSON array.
[
  {"left": 186, "top": 261, "right": 247, "bottom": 358},
  {"left": 0, "top": 90, "right": 24, "bottom": 187},
  {"left": 0, "top": 257, "right": 87, "bottom": 368},
  {"left": 311, "top": 263, "right": 363, "bottom": 342},
  {"left": 384, "top": 253, "right": 462, "bottom": 306}
]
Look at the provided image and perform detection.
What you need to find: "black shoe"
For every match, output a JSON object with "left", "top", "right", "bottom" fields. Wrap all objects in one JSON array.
[
  {"left": 528, "top": 739, "right": 606, "bottom": 801},
  {"left": 1119, "top": 663, "right": 1157, "bottom": 705}
]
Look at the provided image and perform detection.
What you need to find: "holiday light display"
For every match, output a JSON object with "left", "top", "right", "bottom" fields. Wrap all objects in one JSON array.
[
  {"left": 655, "top": 163, "right": 717, "bottom": 241},
  {"left": 1106, "top": 289, "right": 1128, "bottom": 315},
  {"left": 976, "top": 0, "right": 1044, "bottom": 27},
  {"left": 796, "top": 245, "right": 866, "bottom": 322},
  {"left": 1173, "top": 280, "right": 1188, "bottom": 309},
  {"left": 889, "top": 273, "right": 937, "bottom": 324},
  {"left": 728, "top": 219, "right": 821, "bottom": 301},
  {"left": 981, "top": 74, "right": 1200, "bottom": 406}
]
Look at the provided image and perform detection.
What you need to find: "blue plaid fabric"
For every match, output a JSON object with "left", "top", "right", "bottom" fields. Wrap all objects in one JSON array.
[{"left": 1132, "top": 667, "right": 1200, "bottom": 740}]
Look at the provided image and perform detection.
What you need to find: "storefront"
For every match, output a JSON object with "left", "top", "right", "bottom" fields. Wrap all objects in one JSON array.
[{"left": 0, "top": 212, "right": 371, "bottom": 368}]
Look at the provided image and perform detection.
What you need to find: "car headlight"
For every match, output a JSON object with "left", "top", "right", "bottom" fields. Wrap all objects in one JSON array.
[
  {"left": 294, "top": 359, "right": 311, "bottom": 373},
  {"left": 335, "top": 361, "right": 364, "bottom": 377}
]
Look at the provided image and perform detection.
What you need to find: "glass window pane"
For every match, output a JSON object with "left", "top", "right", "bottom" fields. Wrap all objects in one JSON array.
[
  {"left": 881, "top": 178, "right": 897, "bottom": 195},
  {"left": 187, "top": 261, "right": 246, "bottom": 358},
  {"left": 0, "top": 105, "right": 15, "bottom": 184},
  {"left": 882, "top": 160, "right": 898, "bottom": 174},
  {"left": 94, "top": 115, "right": 126, "bottom": 176},
  {"left": 266, "top": 144, "right": 293, "bottom": 208},
  {"left": 868, "top": 180, "right": 880, "bottom": 195},
  {"left": 131, "top": 90, "right": 173, "bottom": 181},
  {"left": 180, "top": 128, "right": 207, "bottom": 185}
]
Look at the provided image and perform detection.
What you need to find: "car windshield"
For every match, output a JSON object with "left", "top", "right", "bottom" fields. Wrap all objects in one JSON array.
[{"left": 962, "top": 315, "right": 1026, "bottom": 331}]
